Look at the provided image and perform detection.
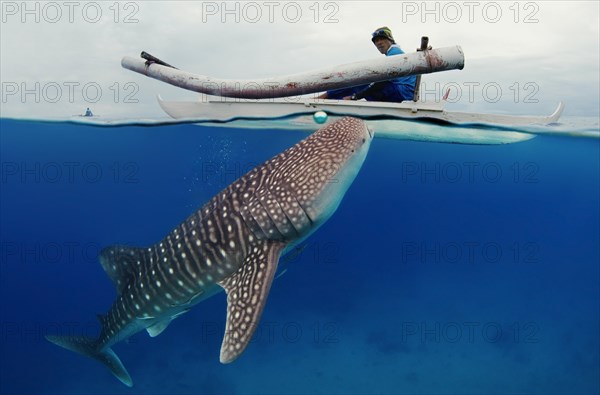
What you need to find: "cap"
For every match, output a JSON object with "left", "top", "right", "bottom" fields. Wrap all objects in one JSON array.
[{"left": 371, "top": 27, "right": 395, "bottom": 43}]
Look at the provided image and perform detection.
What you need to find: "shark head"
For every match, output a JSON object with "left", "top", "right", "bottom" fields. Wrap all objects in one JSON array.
[
  {"left": 268, "top": 117, "right": 373, "bottom": 231},
  {"left": 301, "top": 117, "right": 373, "bottom": 226}
]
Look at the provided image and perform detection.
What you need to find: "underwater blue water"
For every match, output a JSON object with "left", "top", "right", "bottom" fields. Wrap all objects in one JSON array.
[{"left": 0, "top": 118, "right": 598, "bottom": 395}]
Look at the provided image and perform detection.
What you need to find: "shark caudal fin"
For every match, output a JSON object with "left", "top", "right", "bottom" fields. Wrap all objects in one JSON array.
[{"left": 45, "top": 335, "right": 133, "bottom": 387}]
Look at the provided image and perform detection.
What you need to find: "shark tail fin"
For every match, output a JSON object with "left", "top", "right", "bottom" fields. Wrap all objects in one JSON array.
[{"left": 45, "top": 335, "right": 133, "bottom": 387}]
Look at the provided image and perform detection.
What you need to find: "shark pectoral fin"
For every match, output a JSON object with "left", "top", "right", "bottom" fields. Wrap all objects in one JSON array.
[
  {"left": 45, "top": 335, "right": 133, "bottom": 387},
  {"left": 217, "top": 241, "right": 285, "bottom": 364}
]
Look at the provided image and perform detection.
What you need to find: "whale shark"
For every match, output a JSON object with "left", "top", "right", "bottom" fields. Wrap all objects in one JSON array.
[{"left": 46, "top": 117, "right": 373, "bottom": 386}]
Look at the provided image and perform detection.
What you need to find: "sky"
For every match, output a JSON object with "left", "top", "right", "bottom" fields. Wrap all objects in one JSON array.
[{"left": 1, "top": 0, "right": 599, "bottom": 119}]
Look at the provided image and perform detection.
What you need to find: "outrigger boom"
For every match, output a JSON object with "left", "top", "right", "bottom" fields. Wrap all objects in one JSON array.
[{"left": 121, "top": 46, "right": 465, "bottom": 99}]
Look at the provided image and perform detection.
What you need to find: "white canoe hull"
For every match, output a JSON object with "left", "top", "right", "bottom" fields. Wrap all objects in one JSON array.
[
  {"left": 158, "top": 95, "right": 564, "bottom": 126},
  {"left": 156, "top": 96, "right": 567, "bottom": 145}
]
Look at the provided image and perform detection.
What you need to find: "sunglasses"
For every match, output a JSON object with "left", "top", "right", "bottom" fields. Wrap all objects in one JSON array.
[{"left": 372, "top": 29, "right": 388, "bottom": 37}]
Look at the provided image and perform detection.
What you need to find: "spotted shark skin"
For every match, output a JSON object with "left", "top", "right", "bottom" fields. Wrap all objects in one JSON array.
[{"left": 46, "top": 117, "right": 373, "bottom": 386}]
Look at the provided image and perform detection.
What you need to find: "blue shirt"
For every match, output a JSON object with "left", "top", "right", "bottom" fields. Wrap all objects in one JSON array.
[{"left": 386, "top": 45, "right": 417, "bottom": 99}]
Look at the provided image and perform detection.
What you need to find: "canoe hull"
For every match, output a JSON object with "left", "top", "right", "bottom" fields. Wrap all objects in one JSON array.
[
  {"left": 157, "top": 96, "right": 550, "bottom": 145},
  {"left": 158, "top": 95, "right": 564, "bottom": 126}
]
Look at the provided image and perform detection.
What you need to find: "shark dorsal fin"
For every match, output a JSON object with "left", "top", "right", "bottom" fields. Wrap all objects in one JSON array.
[
  {"left": 217, "top": 241, "right": 285, "bottom": 363},
  {"left": 99, "top": 245, "right": 146, "bottom": 295}
]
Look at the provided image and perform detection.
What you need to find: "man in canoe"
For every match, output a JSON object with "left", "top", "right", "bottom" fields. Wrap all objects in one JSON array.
[{"left": 318, "top": 27, "right": 416, "bottom": 103}]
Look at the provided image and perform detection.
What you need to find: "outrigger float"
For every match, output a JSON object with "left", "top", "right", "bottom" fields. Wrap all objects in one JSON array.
[{"left": 121, "top": 39, "right": 566, "bottom": 144}]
